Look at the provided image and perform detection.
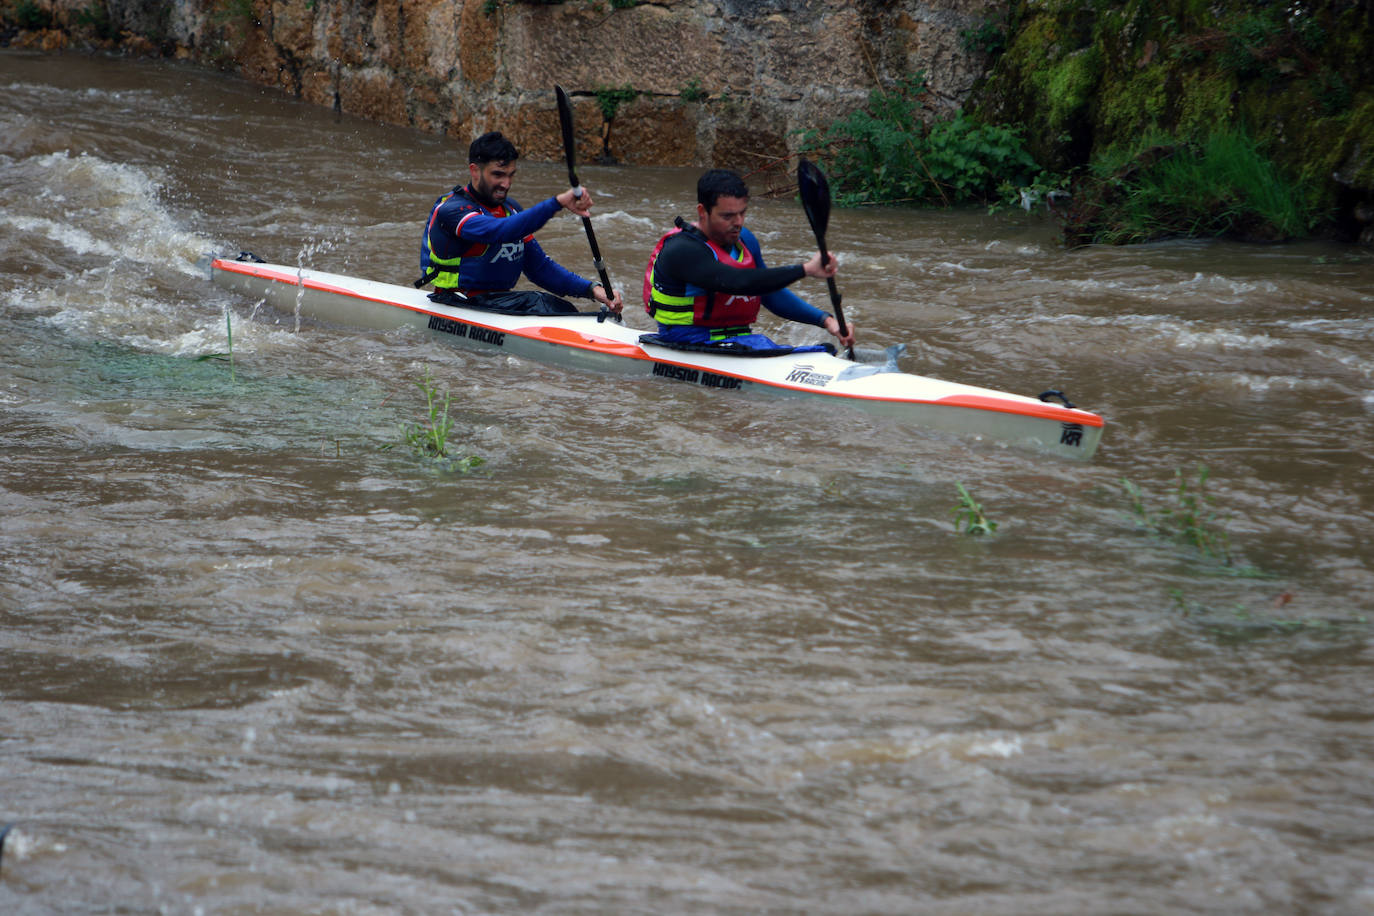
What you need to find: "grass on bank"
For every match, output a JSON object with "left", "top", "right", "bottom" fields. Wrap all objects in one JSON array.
[
  {"left": 1067, "top": 128, "right": 1321, "bottom": 245},
  {"left": 799, "top": 69, "right": 1322, "bottom": 245},
  {"left": 799, "top": 71, "right": 1053, "bottom": 209}
]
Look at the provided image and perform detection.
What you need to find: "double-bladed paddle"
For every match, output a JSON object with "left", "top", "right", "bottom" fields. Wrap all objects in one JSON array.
[
  {"left": 796, "top": 157, "right": 852, "bottom": 360},
  {"left": 555, "top": 84, "right": 618, "bottom": 324}
]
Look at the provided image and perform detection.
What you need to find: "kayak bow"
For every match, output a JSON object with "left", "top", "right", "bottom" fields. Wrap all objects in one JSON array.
[{"left": 210, "top": 256, "right": 1104, "bottom": 459}]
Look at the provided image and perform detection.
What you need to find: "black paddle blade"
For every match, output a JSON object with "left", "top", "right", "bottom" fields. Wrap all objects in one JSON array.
[
  {"left": 796, "top": 157, "right": 832, "bottom": 245},
  {"left": 555, "top": 84, "right": 579, "bottom": 187}
]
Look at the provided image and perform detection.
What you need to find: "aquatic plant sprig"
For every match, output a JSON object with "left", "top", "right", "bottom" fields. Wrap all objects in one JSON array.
[
  {"left": 195, "top": 310, "right": 236, "bottom": 382},
  {"left": 399, "top": 367, "right": 484, "bottom": 472},
  {"left": 952, "top": 482, "right": 998, "bottom": 536},
  {"left": 1169, "top": 588, "right": 1369, "bottom": 642},
  {"left": 1123, "top": 464, "right": 1231, "bottom": 564}
]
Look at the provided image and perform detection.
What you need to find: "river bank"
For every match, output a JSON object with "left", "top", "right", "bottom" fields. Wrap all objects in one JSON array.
[
  {"left": 6, "top": 0, "right": 1373, "bottom": 245},
  {"left": 0, "top": 0, "right": 995, "bottom": 169}
]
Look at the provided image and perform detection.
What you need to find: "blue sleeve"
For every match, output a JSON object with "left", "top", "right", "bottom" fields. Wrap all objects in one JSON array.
[
  {"left": 523, "top": 238, "right": 595, "bottom": 299},
  {"left": 762, "top": 287, "right": 828, "bottom": 326},
  {"left": 743, "top": 229, "right": 829, "bottom": 326},
  {"left": 456, "top": 197, "right": 562, "bottom": 244}
]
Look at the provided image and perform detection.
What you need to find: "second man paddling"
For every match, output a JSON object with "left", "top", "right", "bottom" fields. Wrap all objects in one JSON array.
[
  {"left": 419, "top": 131, "right": 624, "bottom": 316},
  {"left": 643, "top": 168, "right": 854, "bottom": 352}
]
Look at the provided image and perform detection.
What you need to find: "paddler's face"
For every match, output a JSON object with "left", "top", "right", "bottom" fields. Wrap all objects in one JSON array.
[
  {"left": 699, "top": 195, "right": 748, "bottom": 250},
  {"left": 470, "top": 160, "right": 516, "bottom": 207}
]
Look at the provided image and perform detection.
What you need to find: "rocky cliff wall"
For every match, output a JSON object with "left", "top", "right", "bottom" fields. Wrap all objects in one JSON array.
[{"left": 4, "top": 0, "right": 1001, "bottom": 172}]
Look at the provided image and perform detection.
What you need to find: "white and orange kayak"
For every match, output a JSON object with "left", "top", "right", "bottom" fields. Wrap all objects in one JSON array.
[{"left": 211, "top": 256, "right": 1104, "bottom": 460}]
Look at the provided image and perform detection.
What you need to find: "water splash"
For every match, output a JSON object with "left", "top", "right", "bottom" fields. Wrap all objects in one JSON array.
[{"left": 293, "top": 237, "right": 337, "bottom": 332}]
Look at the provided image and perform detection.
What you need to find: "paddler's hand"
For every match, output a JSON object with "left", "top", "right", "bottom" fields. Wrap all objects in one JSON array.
[
  {"left": 803, "top": 249, "right": 838, "bottom": 279},
  {"left": 557, "top": 186, "right": 594, "bottom": 218},
  {"left": 591, "top": 283, "right": 623, "bottom": 314},
  {"left": 822, "top": 315, "right": 855, "bottom": 350}
]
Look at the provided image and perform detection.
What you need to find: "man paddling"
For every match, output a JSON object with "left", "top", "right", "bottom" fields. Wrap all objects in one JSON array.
[
  {"left": 420, "top": 131, "right": 624, "bottom": 315},
  {"left": 643, "top": 169, "right": 853, "bottom": 351}
]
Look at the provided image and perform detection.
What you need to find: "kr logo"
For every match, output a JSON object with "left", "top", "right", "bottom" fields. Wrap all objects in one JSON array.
[{"left": 492, "top": 242, "right": 524, "bottom": 263}]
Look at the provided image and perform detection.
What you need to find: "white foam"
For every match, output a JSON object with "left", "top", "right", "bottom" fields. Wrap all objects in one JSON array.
[
  {"left": 3, "top": 214, "right": 120, "bottom": 258},
  {"left": 12, "top": 151, "right": 214, "bottom": 277}
]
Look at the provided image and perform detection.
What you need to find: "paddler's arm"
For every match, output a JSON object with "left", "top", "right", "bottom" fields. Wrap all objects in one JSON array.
[
  {"left": 754, "top": 238, "right": 855, "bottom": 348},
  {"left": 655, "top": 233, "right": 804, "bottom": 295},
  {"left": 456, "top": 196, "right": 564, "bottom": 244},
  {"left": 760, "top": 285, "right": 856, "bottom": 349},
  {"left": 522, "top": 238, "right": 622, "bottom": 312}
]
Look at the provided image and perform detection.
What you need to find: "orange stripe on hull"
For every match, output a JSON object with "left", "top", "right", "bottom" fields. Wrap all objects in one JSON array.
[{"left": 934, "top": 393, "right": 1104, "bottom": 427}]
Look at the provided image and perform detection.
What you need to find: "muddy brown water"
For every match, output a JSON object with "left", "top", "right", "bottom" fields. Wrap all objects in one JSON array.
[{"left": 2, "top": 50, "right": 1373, "bottom": 914}]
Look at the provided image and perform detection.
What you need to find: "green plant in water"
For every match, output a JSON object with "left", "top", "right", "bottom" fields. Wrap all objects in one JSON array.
[
  {"left": 403, "top": 367, "right": 454, "bottom": 458},
  {"left": 952, "top": 482, "right": 998, "bottom": 536},
  {"left": 1166, "top": 464, "right": 1231, "bottom": 563},
  {"left": 1169, "top": 588, "right": 1369, "bottom": 640},
  {"left": 401, "top": 368, "right": 484, "bottom": 471},
  {"left": 195, "top": 311, "right": 236, "bottom": 382},
  {"left": 1123, "top": 464, "right": 1231, "bottom": 564},
  {"left": 225, "top": 311, "right": 235, "bottom": 382}
]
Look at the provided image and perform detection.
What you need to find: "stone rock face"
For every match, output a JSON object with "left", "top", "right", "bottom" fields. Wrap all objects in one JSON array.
[{"left": 12, "top": 0, "right": 997, "bottom": 168}]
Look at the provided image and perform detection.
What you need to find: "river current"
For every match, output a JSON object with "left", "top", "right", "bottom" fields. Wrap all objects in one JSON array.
[{"left": 2, "top": 50, "right": 1373, "bottom": 914}]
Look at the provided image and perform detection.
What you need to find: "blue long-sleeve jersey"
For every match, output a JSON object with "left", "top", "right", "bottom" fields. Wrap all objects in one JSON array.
[{"left": 422, "top": 188, "right": 594, "bottom": 298}]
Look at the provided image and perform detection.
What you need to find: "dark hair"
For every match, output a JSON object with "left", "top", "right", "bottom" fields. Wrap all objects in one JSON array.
[
  {"left": 697, "top": 168, "right": 749, "bottom": 211},
  {"left": 469, "top": 131, "right": 519, "bottom": 165}
]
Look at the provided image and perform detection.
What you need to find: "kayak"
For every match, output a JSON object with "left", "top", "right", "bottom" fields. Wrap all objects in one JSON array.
[{"left": 210, "top": 256, "right": 1105, "bottom": 459}]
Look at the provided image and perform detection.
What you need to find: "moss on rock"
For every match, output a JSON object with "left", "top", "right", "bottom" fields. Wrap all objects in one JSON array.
[{"left": 971, "top": 0, "right": 1374, "bottom": 240}]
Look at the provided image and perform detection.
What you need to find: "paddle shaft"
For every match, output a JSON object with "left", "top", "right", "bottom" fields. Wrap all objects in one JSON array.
[
  {"left": 817, "top": 239, "right": 852, "bottom": 360},
  {"left": 555, "top": 85, "right": 616, "bottom": 322},
  {"left": 796, "top": 157, "right": 852, "bottom": 360},
  {"left": 572, "top": 192, "right": 613, "bottom": 298}
]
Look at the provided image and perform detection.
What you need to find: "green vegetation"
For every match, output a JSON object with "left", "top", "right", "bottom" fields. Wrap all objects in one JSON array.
[
  {"left": 195, "top": 311, "right": 236, "bottom": 383},
  {"left": 1169, "top": 589, "right": 1368, "bottom": 642},
  {"left": 401, "top": 367, "right": 484, "bottom": 471},
  {"left": 800, "top": 72, "right": 1049, "bottom": 207},
  {"left": 1122, "top": 464, "right": 1230, "bottom": 564},
  {"left": 403, "top": 367, "right": 454, "bottom": 458},
  {"left": 209, "top": 0, "right": 258, "bottom": 41},
  {"left": 74, "top": 3, "right": 117, "bottom": 41},
  {"left": 593, "top": 83, "right": 638, "bottom": 122},
  {"left": 593, "top": 83, "right": 639, "bottom": 161},
  {"left": 679, "top": 78, "right": 708, "bottom": 103},
  {"left": 1064, "top": 128, "right": 1320, "bottom": 245},
  {"left": 969, "top": 0, "right": 1374, "bottom": 243},
  {"left": 952, "top": 482, "right": 998, "bottom": 537},
  {"left": 959, "top": 15, "right": 1008, "bottom": 58},
  {"left": 12, "top": 0, "right": 51, "bottom": 30}
]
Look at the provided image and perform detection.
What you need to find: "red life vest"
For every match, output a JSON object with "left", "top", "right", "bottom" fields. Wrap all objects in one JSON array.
[{"left": 642, "top": 225, "right": 763, "bottom": 329}]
